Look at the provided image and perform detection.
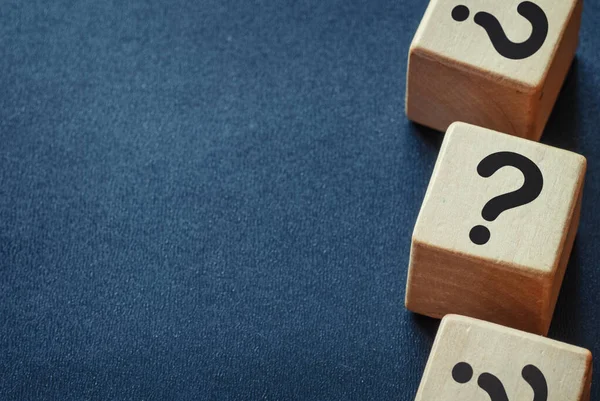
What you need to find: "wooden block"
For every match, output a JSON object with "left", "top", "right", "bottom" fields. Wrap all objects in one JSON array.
[
  {"left": 405, "top": 122, "right": 586, "bottom": 335},
  {"left": 405, "top": 0, "right": 582, "bottom": 141},
  {"left": 415, "top": 315, "right": 593, "bottom": 401}
]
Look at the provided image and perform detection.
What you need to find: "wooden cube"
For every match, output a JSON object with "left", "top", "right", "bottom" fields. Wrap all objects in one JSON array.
[
  {"left": 406, "top": 0, "right": 582, "bottom": 141},
  {"left": 415, "top": 315, "right": 593, "bottom": 401},
  {"left": 405, "top": 122, "right": 586, "bottom": 335}
]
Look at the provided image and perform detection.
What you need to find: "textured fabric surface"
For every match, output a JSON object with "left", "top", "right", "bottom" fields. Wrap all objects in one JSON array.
[{"left": 0, "top": 1, "right": 598, "bottom": 399}]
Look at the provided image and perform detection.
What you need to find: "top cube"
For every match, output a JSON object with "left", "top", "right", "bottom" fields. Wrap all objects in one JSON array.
[{"left": 405, "top": 0, "right": 582, "bottom": 141}]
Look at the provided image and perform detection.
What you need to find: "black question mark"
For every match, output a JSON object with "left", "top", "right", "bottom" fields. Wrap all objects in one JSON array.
[
  {"left": 451, "top": 1, "right": 548, "bottom": 60},
  {"left": 452, "top": 362, "right": 548, "bottom": 401},
  {"left": 469, "top": 151, "right": 543, "bottom": 245}
]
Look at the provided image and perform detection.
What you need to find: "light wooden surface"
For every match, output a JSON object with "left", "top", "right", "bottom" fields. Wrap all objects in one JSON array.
[
  {"left": 405, "top": 122, "right": 586, "bottom": 335},
  {"left": 415, "top": 315, "right": 592, "bottom": 401},
  {"left": 405, "top": 0, "right": 582, "bottom": 141}
]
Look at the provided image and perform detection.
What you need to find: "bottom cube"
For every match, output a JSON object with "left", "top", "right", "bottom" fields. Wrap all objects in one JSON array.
[{"left": 414, "top": 315, "right": 592, "bottom": 401}]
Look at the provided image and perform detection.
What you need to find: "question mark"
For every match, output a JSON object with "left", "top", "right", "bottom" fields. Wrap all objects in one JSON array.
[
  {"left": 452, "top": 362, "right": 548, "bottom": 401},
  {"left": 451, "top": 1, "right": 548, "bottom": 60},
  {"left": 469, "top": 151, "right": 543, "bottom": 245}
]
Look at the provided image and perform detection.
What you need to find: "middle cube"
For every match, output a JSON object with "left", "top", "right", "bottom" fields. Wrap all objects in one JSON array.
[{"left": 405, "top": 122, "right": 586, "bottom": 335}]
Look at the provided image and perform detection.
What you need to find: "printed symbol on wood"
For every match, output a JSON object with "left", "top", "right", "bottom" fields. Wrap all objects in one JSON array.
[
  {"left": 451, "top": 1, "right": 549, "bottom": 60},
  {"left": 469, "top": 151, "right": 544, "bottom": 245},
  {"left": 452, "top": 362, "right": 548, "bottom": 401}
]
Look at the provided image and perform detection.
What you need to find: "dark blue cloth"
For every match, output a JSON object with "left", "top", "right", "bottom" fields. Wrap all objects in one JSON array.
[{"left": 0, "top": 1, "right": 598, "bottom": 399}]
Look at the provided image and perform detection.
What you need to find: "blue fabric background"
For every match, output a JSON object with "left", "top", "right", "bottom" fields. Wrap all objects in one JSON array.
[{"left": 0, "top": 0, "right": 598, "bottom": 399}]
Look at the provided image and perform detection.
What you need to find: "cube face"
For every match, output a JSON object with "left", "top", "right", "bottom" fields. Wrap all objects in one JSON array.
[
  {"left": 412, "top": 0, "right": 578, "bottom": 87},
  {"left": 415, "top": 315, "right": 592, "bottom": 401},
  {"left": 414, "top": 122, "right": 584, "bottom": 273},
  {"left": 405, "top": 0, "right": 583, "bottom": 140},
  {"left": 406, "top": 122, "right": 586, "bottom": 334},
  {"left": 406, "top": 51, "right": 533, "bottom": 138},
  {"left": 407, "top": 241, "right": 548, "bottom": 334}
]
